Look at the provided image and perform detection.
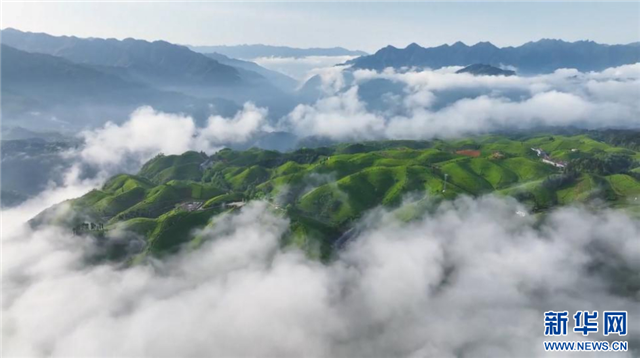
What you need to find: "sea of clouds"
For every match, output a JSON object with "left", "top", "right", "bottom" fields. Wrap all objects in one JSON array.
[
  {"left": 2, "top": 63, "right": 640, "bottom": 357},
  {"left": 281, "top": 63, "right": 640, "bottom": 140},
  {"left": 69, "top": 63, "right": 640, "bottom": 164},
  {"left": 3, "top": 196, "right": 639, "bottom": 357}
]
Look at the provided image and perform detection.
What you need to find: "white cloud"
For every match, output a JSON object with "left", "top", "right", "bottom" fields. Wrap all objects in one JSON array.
[
  {"left": 79, "top": 107, "right": 198, "bottom": 167},
  {"left": 197, "top": 103, "right": 270, "bottom": 145},
  {"left": 302, "top": 65, "right": 350, "bottom": 94},
  {"left": 79, "top": 104, "right": 268, "bottom": 170},
  {"left": 2, "top": 104, "right": 270, "bottom": 230},
  {"left": 281, "top": 63, "right": 640, "bottom": 140},
  {"left": 287, "top": 87, "right": 386, "bottom": 139},
  {"left": 3, "top": 197, "right": 639, "bottom": 357}
]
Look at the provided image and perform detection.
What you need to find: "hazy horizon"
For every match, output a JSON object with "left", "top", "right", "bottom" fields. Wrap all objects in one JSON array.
[
  {"left": 3, "top": 2, "right": 639, "bottom": 52},
  {"left": 4, "top": 24, "right": 640, "bottom": 53}
]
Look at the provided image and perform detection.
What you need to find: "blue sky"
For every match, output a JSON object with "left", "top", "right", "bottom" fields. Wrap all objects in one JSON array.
[{"left": 2, "top": 2, "right": 639, "bottom": 52}]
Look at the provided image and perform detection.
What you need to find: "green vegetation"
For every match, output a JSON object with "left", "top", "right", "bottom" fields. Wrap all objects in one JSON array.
[{"left": 35, "top": 134, "right": 640, "bottom": 262}]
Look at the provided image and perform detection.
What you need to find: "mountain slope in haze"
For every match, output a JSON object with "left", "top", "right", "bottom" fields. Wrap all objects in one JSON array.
[
  {"left": 1, "top": 126, "right": 70, "bottom": 142},
  {"left": 189, "top": 44, "right": 367, "bottom": 59},
  {"left": 33, "top": 133, "right": 640, "bottom": 262},
  {"left": 204, "top": 52, "right": 298, "bottom": 91},
  {"left": 456, "top": 64, "right": 515, "bottom": 76},
  {"left": 1, "top": 136, "right": 79, "bottom": 208},
  {"left": 349, "top": 40, "right": 640, "bottom": 73},
  {"left": 2, "top": 44, "right": 147, "bottom": 99},
  {"left": 1, "top": 28, "right": 242, "bottom": 87},
  {"left": 1, "top": 44, "right": 241, "bottom": 129},
  {"left": 1, "top": 28, "right": 301, "bottom": 125}
]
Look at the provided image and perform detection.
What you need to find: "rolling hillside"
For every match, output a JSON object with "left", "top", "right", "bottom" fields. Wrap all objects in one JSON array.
[{"left": 34, "top": 134, "right": 640, "bottom": 262}]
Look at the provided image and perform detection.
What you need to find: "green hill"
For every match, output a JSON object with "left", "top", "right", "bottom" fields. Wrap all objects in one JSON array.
[{"left": 33, "top": 134, "right": 640, "bottom": 262}]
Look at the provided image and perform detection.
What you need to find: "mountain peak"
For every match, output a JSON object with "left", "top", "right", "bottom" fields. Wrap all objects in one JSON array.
[
  {"left": 375, "top": 44, "right": 399, "bottom": 54},
  {"left": 456, "top": 63, "right": 515, "bottom": 76},
  {"left": 534, "top": 38, "right": 567, "bottom": 45},
  {"left": 472, "top": 41, "right": 497, "bottom": 49}
]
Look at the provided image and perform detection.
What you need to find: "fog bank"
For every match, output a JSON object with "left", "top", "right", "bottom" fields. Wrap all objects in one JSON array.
[{"left": 3, "top": 197, "right": 639, "bottom": 357}]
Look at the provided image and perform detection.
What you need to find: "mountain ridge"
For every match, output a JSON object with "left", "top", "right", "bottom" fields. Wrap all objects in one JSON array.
[
  {"left": 1, "top": 28, "right": 242, "bottom": 87},
  {"left": 0, "top": 28, "right": 302, "bottom": 126},
  {"left": 1, "top": 44, "right": 241, "bottom": 129},
  {"left": 348, "top": 39, "right": 640, "bottom": 73}
]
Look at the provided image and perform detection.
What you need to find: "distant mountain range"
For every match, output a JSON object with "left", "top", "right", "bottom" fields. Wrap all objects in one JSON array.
[
  {"left": 0, "top": 28, "right": 301, "bottom": 94},
  {"left": 2, "top": 44, "right": 144, "bottom": 96},
  {"left": 1, "top": 28, "right": 241, "bottom": 87},
  {"left": 188, "top": 44, "right": 367, "bottom": 59},
  {"left": 456, "top": 64, "right": 515, "bottom": 76},
  {"left": 2, "top": 44, "right": 245, "bottom": 129},
  {"left": 0, "top": 28, "right": 304, "bottom": 128},
  {"left": 348, "top": 40, "right": 640, "bottom": 73},
  {"left": 4, "top": 27, "right": 640, "bottom": 133}
]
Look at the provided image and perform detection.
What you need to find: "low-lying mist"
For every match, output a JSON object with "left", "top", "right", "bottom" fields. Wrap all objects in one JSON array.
[
  {"left": 252, "top": 55, "right": 358, "bottom": 81},
  {"left": 3, "top": 195, "right": 639, "bottom": 357},
  {"left": 283, "top": 63, "right": 640, "bottom": 140},
  {"left": 73, "top": 63, "right": 640, "bottom": 158}
]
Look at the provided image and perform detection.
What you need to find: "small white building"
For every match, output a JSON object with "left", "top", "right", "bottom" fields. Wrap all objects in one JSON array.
[
  {"left": 542, "top": 158, "right": 566, "bottom": 168},
  {"left": 531, "top": 148, "right": 544, "bottom": 157}
]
